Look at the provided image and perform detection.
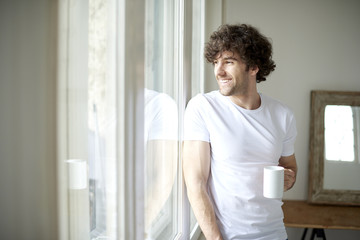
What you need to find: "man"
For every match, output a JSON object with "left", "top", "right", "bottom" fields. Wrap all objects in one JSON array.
[
  {"left": 144, "top": 89, "right": 178, "bottom": 237},
  {"left": 183, "top": 24, "right": 297, "bottom": 240}
]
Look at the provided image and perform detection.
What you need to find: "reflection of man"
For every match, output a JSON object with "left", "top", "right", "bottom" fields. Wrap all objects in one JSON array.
[
  {"left": 183, "top": 24, "right": 297, "bottom": 240},
  {"left": 144, "top": 88, "right": 178, "bottom": 236}
]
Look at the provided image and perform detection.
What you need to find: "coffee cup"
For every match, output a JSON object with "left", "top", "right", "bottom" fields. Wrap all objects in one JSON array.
[{"left": 263, "top": 166, "right": 284, "bottom": 199}]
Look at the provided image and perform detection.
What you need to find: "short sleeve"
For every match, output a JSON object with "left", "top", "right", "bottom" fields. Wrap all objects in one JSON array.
[
  {"left": 146, "top": 93, "right": 178, "bottom": 141},
  {"left": 183, "top": 95, "right": 210, "bottom": 142},
  {"left": 281, "top": 113, "right": 297, "bottom": 156}
]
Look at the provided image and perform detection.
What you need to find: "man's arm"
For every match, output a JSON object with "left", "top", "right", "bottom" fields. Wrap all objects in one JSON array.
[
  {"left": 183, "top": 140, "right": 223, "bottom": 240},
  {"left": 145, "top": 139, "right": 177, "bottom": 231},
  {"left": 278, "top": 154, "right": 297, "bottom": 191}
]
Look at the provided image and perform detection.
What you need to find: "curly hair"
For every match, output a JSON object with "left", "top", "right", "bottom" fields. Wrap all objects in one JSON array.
[{"left": 204, "top": 24, "right": 276, "bottom": 83}]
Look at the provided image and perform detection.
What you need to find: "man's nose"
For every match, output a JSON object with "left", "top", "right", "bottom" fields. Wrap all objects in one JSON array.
[{"left": 215, "top": 63, "right": 225, "bottom": 76}]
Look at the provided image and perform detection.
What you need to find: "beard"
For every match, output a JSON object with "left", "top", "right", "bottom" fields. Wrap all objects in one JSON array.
[
  {"left": 219, "top": 86, "right": 236, "bottom": 96},
  {"left": 218, "top": 79, "right": 249, "bottom": 97}
]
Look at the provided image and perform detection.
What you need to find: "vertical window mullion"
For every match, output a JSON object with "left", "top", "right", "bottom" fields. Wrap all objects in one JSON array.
[
  {"left": 176, "top": 1, "right": 184, "bottom": 238},
  {"left": 60, "top": 0, "right": 91, "bottom": 239},
  {"left": 177, "top": 0, "right": 191, "bottom": 239},
  {"left": 116, "top": 0, "right": 145, "bottom": 239}
]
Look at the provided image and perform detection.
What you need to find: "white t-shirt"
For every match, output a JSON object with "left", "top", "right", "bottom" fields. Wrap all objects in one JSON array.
[
  {"left": 184, "top": 91, "right": 297, "bottom": 240},
  {"left": 145, "top": 88, "right": 178, "bottom": 141}
]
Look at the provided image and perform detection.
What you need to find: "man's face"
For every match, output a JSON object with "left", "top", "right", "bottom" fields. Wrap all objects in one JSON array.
[{"left": 213, "top": 51, "right": 251, "bottom": 97}]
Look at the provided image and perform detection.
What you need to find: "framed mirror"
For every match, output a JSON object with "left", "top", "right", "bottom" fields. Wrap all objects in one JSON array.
[{"left": 308, "top": 90, "right": 360, "bottom": 206}]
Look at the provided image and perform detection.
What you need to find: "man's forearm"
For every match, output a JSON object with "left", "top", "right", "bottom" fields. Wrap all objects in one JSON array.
[
  {"left": 187, "top": 185, "right": 223, "bottom": 240},
  {"left": 183, "top": 141, "right": 221, "bottom": 239}
]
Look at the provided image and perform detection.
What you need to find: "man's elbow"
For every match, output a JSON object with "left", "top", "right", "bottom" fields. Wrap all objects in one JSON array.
[{"left": 184, "top": 177, "right": 207, "bottom": 197}]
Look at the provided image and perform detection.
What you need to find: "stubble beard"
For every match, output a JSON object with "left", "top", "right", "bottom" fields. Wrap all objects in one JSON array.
[
  {"left": 219, "top": 87, "right": 235, "bottom": 96},
  {"left": 219, "top": 80, "right": 248, "bottom": 97}
]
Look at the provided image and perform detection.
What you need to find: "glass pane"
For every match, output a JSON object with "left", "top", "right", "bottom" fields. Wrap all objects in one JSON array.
[
  {"left": 88, "top": 0, "right": 117, "bottom": 238},
  {"left": 324, "top": 105, "right": 355, "bottom": 162},
  {"left": 191, "top": 0, "right": 204, "bottom": 98},
  {"left": 190, "top": 0, "right": 204, "bottom": 236},
  {"left": 144, "top": 0, "right": 179, "bottom": 239}
]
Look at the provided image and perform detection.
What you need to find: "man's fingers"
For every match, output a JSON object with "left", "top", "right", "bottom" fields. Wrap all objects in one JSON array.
[
  {"left": 284, "top": 169, "right": 295, "bottom": 177},
  {"left": 284, "top": 169, "right": 296, "bottom": 191}
]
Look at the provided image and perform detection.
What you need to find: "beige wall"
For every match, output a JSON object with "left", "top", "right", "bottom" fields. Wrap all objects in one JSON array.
[
  {"left": 221, "top": 0, "right": 360, "bottom": 200},
  {"left": 202, "top": 0, "right": 360, "bottom": 239},
  {"left": 0, "top": 1, "right": 58, "bottom": 239}
]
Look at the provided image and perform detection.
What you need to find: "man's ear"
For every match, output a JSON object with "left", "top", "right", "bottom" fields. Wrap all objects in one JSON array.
[{"left": 249, "top": 65, "right": 259, "bottom": 76}]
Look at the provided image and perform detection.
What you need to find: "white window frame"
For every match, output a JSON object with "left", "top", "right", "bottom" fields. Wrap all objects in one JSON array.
[
  {"left": 116, "top": 0, "right": 146, "bottom": 239},
  {"left": 57, "top": 0, "right": 91, "bottom": 239},
  {"left": 56, "top": 0, "right": 208, "bottom": 239}
]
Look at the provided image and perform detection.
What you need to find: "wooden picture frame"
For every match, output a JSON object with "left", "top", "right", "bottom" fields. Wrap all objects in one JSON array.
[{"left": 308, "top": 90, "right": 360, "bottom": 206}]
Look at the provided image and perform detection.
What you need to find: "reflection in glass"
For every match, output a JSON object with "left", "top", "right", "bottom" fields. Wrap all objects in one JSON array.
[
  {"left": 144, "top": 0, "right": 204, "bottom": 237},
  {"left": 144, "top": 1, "right": 178, "bottom": 239},
  {"left": 144, "top": 89, "right": 178, "bottom": 238}
]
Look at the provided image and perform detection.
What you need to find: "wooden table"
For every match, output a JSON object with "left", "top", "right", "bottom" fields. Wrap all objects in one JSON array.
[{"left": 282, "top": 200, "right": 360, "bottom": 239}]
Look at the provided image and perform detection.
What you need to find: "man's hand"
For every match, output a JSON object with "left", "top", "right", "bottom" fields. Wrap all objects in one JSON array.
[
  {"left": 278, "top": 154, "right": 297, "bottom": 192},
  {"left": 284, "top": 168, "right": 296, "bottom": 191}
]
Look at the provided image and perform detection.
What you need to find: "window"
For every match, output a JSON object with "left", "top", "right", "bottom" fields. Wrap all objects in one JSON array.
[
  {"left": 57, "top": 0, "right": 204, "bottom": 239},
  {"left": 144, "top": 0, "right": 205, "bottom": 239},
  {"left": 144, "top": 0, "right": 179, "bottom": 239},
  {"left": 88, "top": 0, "right": 117, "bottom": 238},
  {"left": 57, "top": 0, "right": 118, "bottom": 239}
]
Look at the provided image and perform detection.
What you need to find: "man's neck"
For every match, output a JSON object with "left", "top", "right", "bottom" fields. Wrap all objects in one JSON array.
[{"left": 229, "top": 90, "right": 261, "bottom": 110}]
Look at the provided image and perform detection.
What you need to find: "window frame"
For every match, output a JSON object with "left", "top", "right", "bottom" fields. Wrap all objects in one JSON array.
[
  {"left": 57, "top": 0, "right": 206, "bottom": 239},
  {"left": 116, "top": 0, "right": 145, "bottom": 239}
]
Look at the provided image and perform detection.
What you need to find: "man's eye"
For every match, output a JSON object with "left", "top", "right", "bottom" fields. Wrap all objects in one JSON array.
[
  {"left": 213, "top": 61, "right": 218, "bottom": 65},
  {"left": 226, "top": 61, "right": 233, "bottom": 64}
]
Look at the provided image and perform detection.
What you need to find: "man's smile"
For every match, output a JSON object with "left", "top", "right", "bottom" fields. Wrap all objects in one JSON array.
[{"left": 218, "top": 78, "right": 233, "bottom": 88}]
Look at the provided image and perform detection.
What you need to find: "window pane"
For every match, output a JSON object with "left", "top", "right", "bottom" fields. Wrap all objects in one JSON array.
[
  {"left": 145, "top": 0, "right": 179, "bottom": 239},
  {"left": 190, "top": 0, "right": 205, "bottom": 236},
  {"left": 88, "top": 0, "right": 117, "bottom": 238}
]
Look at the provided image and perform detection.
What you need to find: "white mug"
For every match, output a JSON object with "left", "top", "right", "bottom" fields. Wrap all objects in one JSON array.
[
  {"left": 263, "top": 166, "right": 284, "bottom": 198},
  {"left": 66, "top": 159, "right": 87, "bottom": 190}
]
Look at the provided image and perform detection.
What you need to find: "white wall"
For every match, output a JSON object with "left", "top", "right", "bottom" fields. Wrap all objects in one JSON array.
[
  {"left": 203, "top": 0, "right": 360, "bottom": 239},
  {"left": 0, "top": 1, "right": 58, "bottom": 239}
]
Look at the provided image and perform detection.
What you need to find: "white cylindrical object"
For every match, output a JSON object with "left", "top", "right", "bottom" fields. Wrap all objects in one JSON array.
[
  {"left": 263, "top": 166, "right": 284, "bottom": 199},
  {"left": 67, "top": 159, "right": 87, "bottom": 190}
]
